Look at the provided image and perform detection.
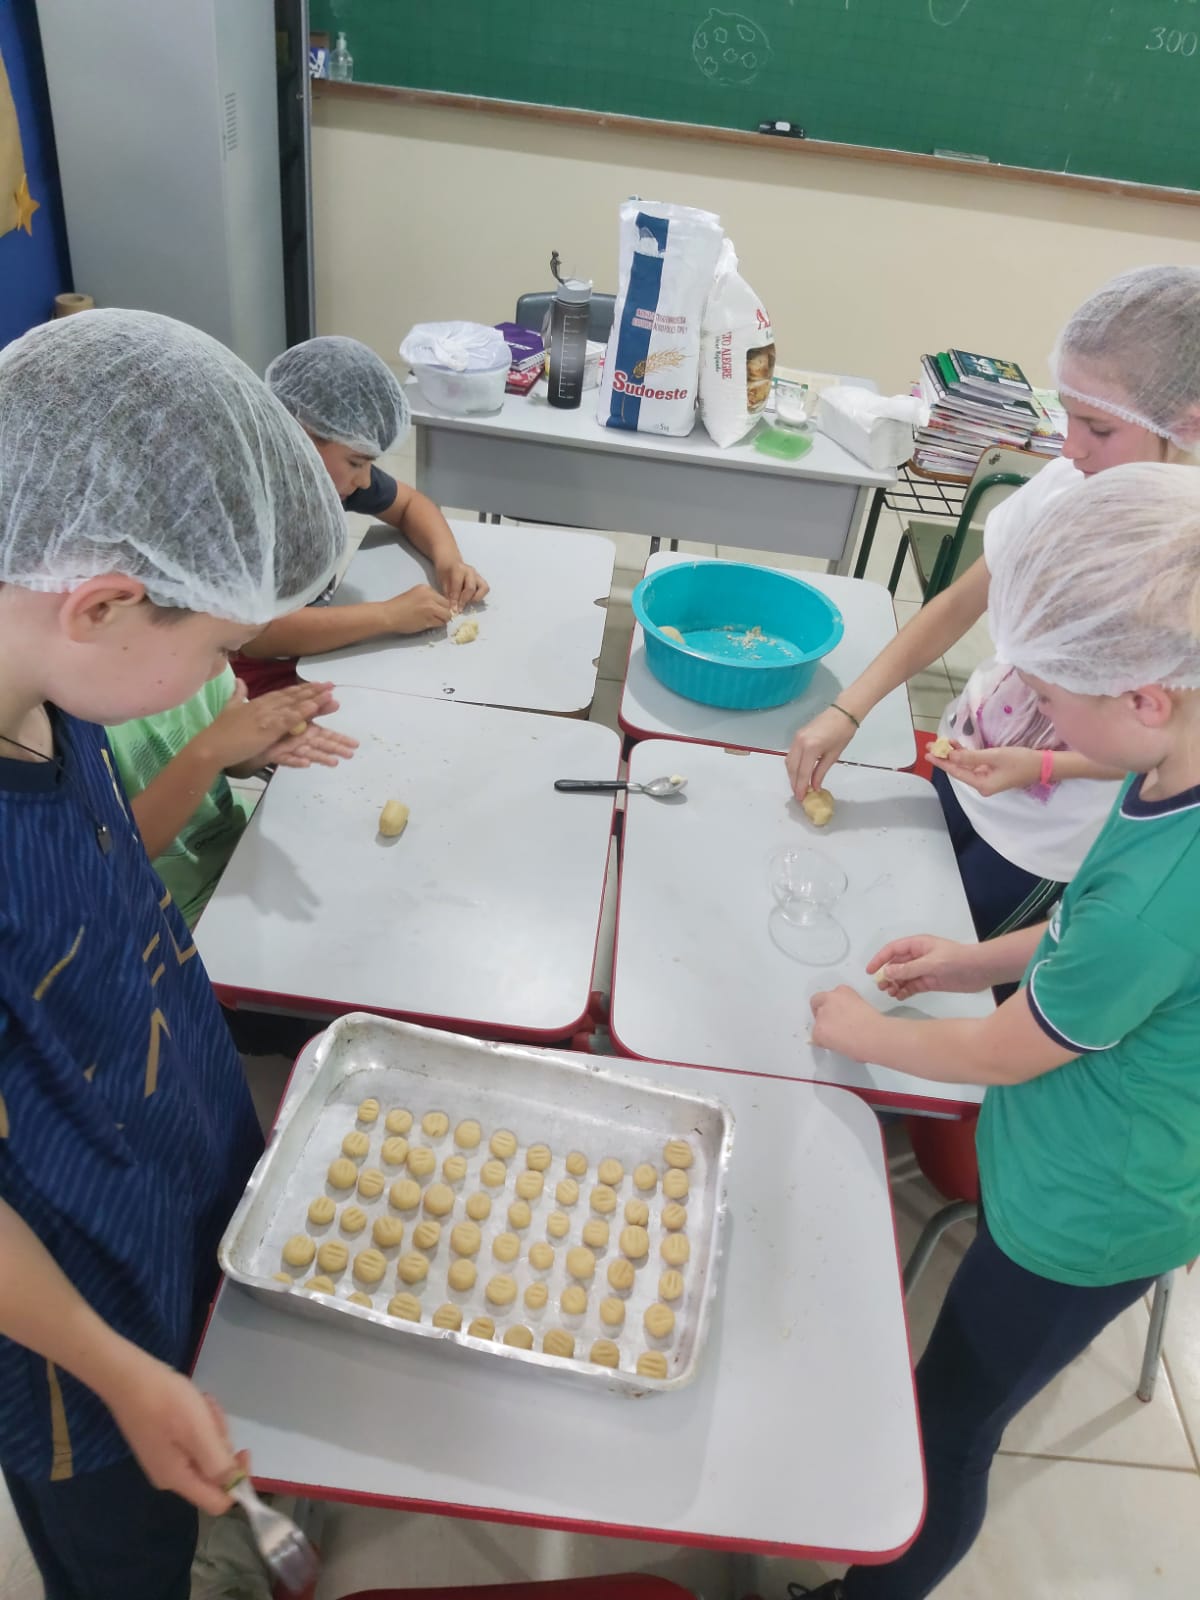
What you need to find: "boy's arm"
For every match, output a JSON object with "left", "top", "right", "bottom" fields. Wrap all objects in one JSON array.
[
  {"left": 932, "top": 744, "right": 1126, "bottom": 796},
  {"left": 236, "top": 586, "right": 454, "bottom": 658},
  {"left": 0, "top": 1196, "right": 238, "bottom": 1512},
  {"left": 379, "top": 482, "right": 488, "bottom": 611}
]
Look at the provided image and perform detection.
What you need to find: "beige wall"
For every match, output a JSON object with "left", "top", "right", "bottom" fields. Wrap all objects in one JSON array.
[{"left": 311, "top": 96, "right": 1200, "bottom": 397}]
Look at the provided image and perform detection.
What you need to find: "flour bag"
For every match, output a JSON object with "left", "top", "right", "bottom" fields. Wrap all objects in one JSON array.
[
  {"left": 597, "top": 200, "right": 724, "bottom": 437},
  {"left": 699, "top": 239, "right": 776, "bottom": 447}
]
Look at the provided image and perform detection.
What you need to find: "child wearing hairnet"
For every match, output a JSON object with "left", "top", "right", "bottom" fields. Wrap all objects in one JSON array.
[
  {"left": 806, "top": 462, "right": 1200, "bottom": 1600},
  {"left": 0, "top": 309, "right": 346, "bottom": 1598},
  {"left": 788, "top": 267, "right": 1200, "bottom": 959},
  {"left": 234, "top": 335, "right": 488, "bottom": 696}
]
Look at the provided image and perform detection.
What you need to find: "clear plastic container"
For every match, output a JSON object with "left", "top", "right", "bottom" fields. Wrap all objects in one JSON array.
[{"left": 411, "top": 358, "right": 511, "bottom": 416}]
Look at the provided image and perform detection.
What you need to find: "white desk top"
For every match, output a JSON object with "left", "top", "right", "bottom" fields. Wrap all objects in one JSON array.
[
  {"left": 194, "top": 1035, "right": 923, "bottom": 1562},
  {"left": 196, "top": 689, "right": 620, "bottom": 1039},
  {"left": 409, "top": 386, "right": 896, "bottom": 490},
  {"left": 620, "top": 557, "right": 917, "bottom": 767},
  {"left": 611, "top": 742, "right": 987, "bottom": 1112},
  {"left": 298, "top": 520, "right": 615, "bottom": 717}
]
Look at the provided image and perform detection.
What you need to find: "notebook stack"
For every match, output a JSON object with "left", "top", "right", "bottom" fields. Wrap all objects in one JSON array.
[{"left": 914, "top": 349, "right": 1065, "bottom": 478}]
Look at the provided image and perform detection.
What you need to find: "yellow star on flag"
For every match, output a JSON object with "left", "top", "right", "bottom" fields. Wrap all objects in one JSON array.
[{"left": 13, "top": 172, "right": 38, "bottom": 235}]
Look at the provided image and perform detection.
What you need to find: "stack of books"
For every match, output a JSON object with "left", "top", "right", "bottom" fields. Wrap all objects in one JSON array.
[
  {"left": 914, "top": 349, "right": 1065, "bottom": 478},
  {"left": 495, "top": 322, "right": 546, "bottom": 396}
]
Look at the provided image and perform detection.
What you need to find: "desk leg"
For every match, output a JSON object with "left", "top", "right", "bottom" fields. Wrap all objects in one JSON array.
[{"left": 847, "top": 486, "right": 885, "bottom": 578}]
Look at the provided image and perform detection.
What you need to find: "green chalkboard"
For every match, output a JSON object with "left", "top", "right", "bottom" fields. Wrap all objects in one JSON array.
[{"left": 310, "top": 1, "right": 1199, "bottom": 193}]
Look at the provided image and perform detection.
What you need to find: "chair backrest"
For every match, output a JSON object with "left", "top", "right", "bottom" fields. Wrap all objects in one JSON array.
[
  {"left": 514, "top": 291, "right": 616, "bottom": 344},
  {"left": 962, "top": 445, "right": 1051, "bottom": 527}
]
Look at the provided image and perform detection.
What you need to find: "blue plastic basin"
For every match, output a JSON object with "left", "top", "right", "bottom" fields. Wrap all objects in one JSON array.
[{"left": 631, "top": 561, "right": 844, "bottom": 711}]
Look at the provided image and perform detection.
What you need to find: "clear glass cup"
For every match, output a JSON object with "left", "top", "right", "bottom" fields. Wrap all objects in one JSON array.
[{"left": 767, "top": 845, "right": 849, "bottom": 965}]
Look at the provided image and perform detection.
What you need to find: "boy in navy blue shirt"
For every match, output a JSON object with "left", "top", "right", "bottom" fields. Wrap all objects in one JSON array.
[{"left": 0, "top": 308, "right": 345, "bottom": 1600}]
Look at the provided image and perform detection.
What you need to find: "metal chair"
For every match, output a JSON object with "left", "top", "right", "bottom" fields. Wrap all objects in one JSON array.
[
  {"left": 515, "top": 291, "right": 616, "bottom": 344},
  {"left": 341, "top": 1579, "right": 697, "bottom": 1599}
]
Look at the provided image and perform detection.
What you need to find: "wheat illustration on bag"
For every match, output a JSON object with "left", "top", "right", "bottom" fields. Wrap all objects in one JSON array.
[{"left": 633, "top": 350, "right": 688, "bottom": 380}]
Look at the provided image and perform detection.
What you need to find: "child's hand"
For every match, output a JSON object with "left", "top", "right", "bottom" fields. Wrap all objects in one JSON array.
[
  {"left": 868, "top": 935, "right": 989, "bottom": 998},
  {"left": 786, "top": 707, "right": 858, "bottom": 797},
  {"left": 104, "top": 1352, "right": 241, "bottom": 1516},
  {"left": 261, "top": 716, "right": 359, "bottom": 770},
  {"left": 379, "top": 585, "right": 454, "bottom": 635},
  {"left": 809, "top": 985, "right": 879, "bottom": 1060},
  {"left": 205, "top": 680, "right": 336, "bottom": 771},
  {"left": 436, "top": 559, "right": 489, "bottom": 612},
  {"left": 930, "top": 743, "right": 1045, "bottom": 796}
]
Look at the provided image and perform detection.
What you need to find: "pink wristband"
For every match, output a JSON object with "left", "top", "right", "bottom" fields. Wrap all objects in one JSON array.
[{"left": 1040, "top": 749, "right": 1056, "bottom": 787}]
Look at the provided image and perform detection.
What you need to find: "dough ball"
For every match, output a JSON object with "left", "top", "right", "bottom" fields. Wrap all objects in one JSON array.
[
  {"left": 378, "top": 799, "right": 410, "bottom": 837},
  {"left": 450, "top": 1221, "right": 482, "bottom": 1256},
  {"left": 381, "top": 1136, "right": 410, "bottom": 1167},
  {"left": 468, "top": 1316, "right": 496, "bottom": 1340},
  {"left": 546, "top": 1211, "right": 571, "bottom": 1240},
  {"left": 930, "top": 736, "right": 954, "bottom": 759},
  {"left": 507, "top": 1200, "right": 532, "bottom": 1230},
  {"left": 565, "top": 1150, "right": 589, "bottom": 1177},
  {"left": 801, "top": 786, "right": 835, "bottom": 827},
  {"left": 485, "top": 1274, "right": 517, "bottom": 1307},
  {"left": 489, "top": 1128, "right": 518, "bottom": 1159},
  {"left": 353, "top": 1248, "right": 387, "bottom": 1285},
  {"left": 317, "top": 1240, "right": 348, "bottom": 1275},
  {"left": 433, "top": 1302, "right": 463, "bottom": 1331},
  {"left": 304, "top": 1275, "right": 336, "bottom": 1295},
  {"left": 659, "top": 1269, "right": 685, "bottom": 1302},
  {"left": 385, "top": 1107, "right": 413, "bottom": 1136},
  {"left": 465, "top": 1191, "right": 492, "bottom": 1222},
  {"left": 289, "top": 722, "right": 309, "bottom": 738},
  {"left": 397, "top": 1252, "right": 430, "bottom": 1285},
  {"left": 452, "top": 619, "right": 479, "bottom": 646},
  {"left": 528, "top": 1241, "right": 555, "bottom": 1272},
  {"left": 599, "top": 1296, "right": 626, "bottom": 1328},
  {"left": 597, "top": 1157, "right": 624, "bottom": 1187},
  {"left": 272, "top": 1272, "right": 293, "bottom": 1285},
  {"left": 874, "top": 964, "right": 893, "bottom": 990},
  {"left": 307, "top": 1195, "right": 336, "bottom": 1227},
  {"left": 590, "top": 1338, "right": 621, "bottom": 1368},
  {"left": 561, "top": 1285, "right": 588, "bottom": 1316},
  {"left": 422, "top": 1182, "right": 455, "bottom": 1217},
  {"left": 566, "top": 1246, "right": 596, "bottom": 1281},
  {"left": 624, "top": 1199, "right": 649, "bottom": 1228},
  {"left": 515, "top": 1170, "right": 544, "bottom": 1201},
  {"left": 412, "top": 1220, "right": 442, "bottom": 1251},
  {"left": 620, "top": 1225, "right": 649, "bottom": 1260},
  {"left": 448, "top": 1259, "right": 477, "bottom": 1292},
  {"left": 439, "top": 1155, "right": 466, "bottom": 1186},
  {"left": 524, "top": 1280, "right": 549, "bottom": 1311},
  {"left": 480, "top": 1158, "right": 507, "bottom": 1188},
  {"left": 633, "top": 1163, "right": 658, "bottom": 1193},
  {"left": 663, "top": 1168, "right": 690, "bottom": 1201},
  {"left": 454, "top": 1119, "right": 482, "bottom": 1150},
  {"left": 327, "top": 1157, "right": 358, "bottom": 1190},
  {"left": 659, "top": 625, "right": 686, "bottom": 644},
  {"left": 492, "top": 1232, "right": 520, "bottom": 1264},
  {"left": 373, "top": 1215, "right": 405, "bottom": 1249},
  {"left": 661, "top": 1233, "right": 690, "bottom": 1267},
  {"left": 347, "top": 1291, "right": 373, "bottom": 1308},
  {"left": 662, "top": 1202, "right": 687, "bottom": 1232},
  {"left": 607, "top": 1258, "right": 635, "bottom": 1292},
  {"left": 663, "top": 1139, "right": 694, "bottom": 1170},
  {"left": 590, "top": 1184, "right": 617, "bottom": 1215},
  {"left": 356, "top": 1168, "right": 385, "bottom": 1200},
  {"left": 421, "top": 1110, "right": 449, "bottom": 1140},
  {"left": 644, "top": 1302, "right": 675, "bottom": 1339},
  {"left": 357, "top": 1097, "right": 380, "bottom": 1125},
  {"left": 543, "top": 1329, "right": 575, "bottom": 1359},
  {"left": 504, "top": 1324, "right": 535, "bottom": 1350},
  {"left": 282, "top": 1234, "right": 315, "bottom": 1268},
  {"left": 526, "top": 1143, "right": 552, "bottom": 1172},
  {"left": 637, "top": 1350, "right": 669, "bottom": 1380},
  {"left": 582, "top": 1219, "right": 610, "bottom": 1251},
  {"left": 406, "top": 1146, "right": 436, "bottom": 1179},
  {"left": 342, "top": 1130, "right": 370, "bottom": 1161},
  {"left": 389, "top": 1178, "right": 421, "bottom": 1211},
  {"left": 388, "top": 1292, "right": 422, "bottom": 1322},
  {"left": 555, "top": 1177, "right": 580, "bottom": 1207},
  {"left": 340, "top": 1205, "right": 367, "bottom": 1236}
]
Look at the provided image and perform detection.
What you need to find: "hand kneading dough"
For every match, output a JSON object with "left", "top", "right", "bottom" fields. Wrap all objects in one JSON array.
[
  {"left": 412, "top": 1220, "right": 442, "bottom": 1251},
  {"left": 662, "top": 1168, "right": 690, "bottom": 1201},
  {"left": 388, "top": 1292, "right": 422, "bottom": 1322},
  {"left": 357, "top": 1097, "right": 380, "bottom": 1125},
  {"left": 633, "top": 1163, "right": 658, "bottom": 1193},
  {"left": 624, "top": 1199, "right": 649, "bottom": 1228},
  {"left": 566, "top": 1246, "right": 596, "bottom": 1281},
  {"left": 507, "top": 1200, "right": 532, "bottom": 1230},
  {"left": 607, "top": 1258, "right": 635, "bottom": 1292},
  {"left": 406, "top": 1146, "right": 436, "bottom": 1178},
  {"left": 317, "top": 1240, "right": 348, "bottom": 1275},
  {"left": 524, "top": 1280, "right": 549, "bottom": 1310},
  {"left": 454, "top": 1119, "right": 482, "bottom": 1149},
  {"left": 528, "top": 1241, "right": 555, "bottom": 1272},
  {"left": 486, "top": 1274, "right": 517, "bottom": 1307},
  {"left": 582, "top": 1219, "right": 609, "bottom": 1251},
  {"left": 662, "top": 1202, "right": 687, "bottom": 1232},
  {"left": 637, "top": 1350, "right": 669, "bottom": 1379},
  {"left": 373, "top": 1216, "right": 405, "bottom": 1249},
  {"left": 307, "top": 1195, "right": 336, "bottom": 1227},
  {"left": 480, "top": 1158, "right": 507, "bottom": 1188},
  {"left": 468, "top": 1316, "right": 495, "bottom": 1340},
  {"left": 385, "top": 1107, "right": 413, "bottom": 1136},
  {"left": 565, "top": 1150, "right": 589, "bottom": 1177},
  {"left": 515, "top": 1170, "right": 544, "bottom": 1201},
  {"left": 353, "top": 1248, "right": 387, "bottom": 1285},
  {"left": 659, "top": 1269, "right": 685, "bottom": 1302},
  {"left": 340, "top": 1205, "right": 367, "bottom": 1235},
  {"left": 661, "top": 1233, "right": 690, "bottom": 1266},
  {"left": 644, "top": 1302, "right": 675, "bottom": 1339},
  {"left": 546, "top": 1211, "right": 571, "bottom": 1240},
  {"left": 422, "top": 1182, "right": 455, "bottom": 1217},
  {"left": 341, "top": 1130, "right": 370, "bottom": 1160},
  {"left": 282, "top": 1235, "right": 315, "bottom": 1268},
  {"left": 620, "top": 1225, "right": 649, "bottom": 1260},
  {"left": 555, "top": 1177, "right": 580, "bottom": 1207},
  {"left": 347, "top": 1291, "right": 373, "bottom": 1308},
  {"left": 590, "top": 1338, "right": 621, "bottom": 1368},
  {"left": 450, "top": 1221, "right": 482, "bottom": 1256},
  {"left": 305, "top": 1275, "right": 336, "bottom": 1295},
  {"left": 442, "top": 1153, "right": 468, "bottom": 1183},
  {"left": 597, "top": 1157, "right": 624, "bottom": 1187},
  {"left": 356, "top": 1168, "right": 385, "bottom": 1200},
  {"left": 448, "top": 1259, "right": 477, "bottom": 1292},
  {"left": 599, "top": 1296, "right": 626, "bottom": 1328},
  {"left": 590, "top": 1184, "right": 617, "bottom": 1215},
  {"left": 389, "top": 1178, "right": 421, "bottom": 1211},
  {"left": 397, "top": 1252, "right": 430, "bottom": 1285},
  {"left": 378, "top": 799, "right": 410, "bottom": 837},
  {"left": 433, "top": 1302, "right": 462, "bottom": 1330},
  {"left": 930, "top": 736, "right": 954, "bottom": 759},
  {"left": 381, "top": 1136, "right": 410, "bottom": 1167},
  {"left": 663, "top": 1139, "right": 694, "bottom": 1170},
  {"left": 465, "top": 1192, "right": 492, "bottom": 1222},
  {"left": 490, "top": 1128, "right": 518, "bottom": 1159},
  {"left": 801, "top": 786, "right": 835, "bottom": 827},
  {"left": 452, "top": 619, "right": 479, "bottom": 645},
  {"left": 526, "top": 1143, "right": 553, "bottom": 1172},
  {"left": 492, "top": 1232, "right": 520, "bottom": 1264},
  {"left": 422, "top": 1111, "right": 449, "bottom": 1139},
  {"left": 505, "top": 1324, "right": 535, "bottom": 1349},
  {"left": 328, "top": 1157, "right": 358, "bottom": 1190},
  {"left": 561, "top": 1284, "right": 588, "bottom": 1316},
  {"left": 543, "top": 1329, "right": 575, "bottom": 1359}
]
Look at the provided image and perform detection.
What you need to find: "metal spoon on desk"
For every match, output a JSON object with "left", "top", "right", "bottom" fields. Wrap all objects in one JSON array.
[{"left": 554, "top": 775, "right": 687, "bottom": 798}]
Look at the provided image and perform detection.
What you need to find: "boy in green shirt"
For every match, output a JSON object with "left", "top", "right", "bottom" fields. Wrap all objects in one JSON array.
[{"left": 808, "top": 461, "right": 1200, "bottom": 1600}]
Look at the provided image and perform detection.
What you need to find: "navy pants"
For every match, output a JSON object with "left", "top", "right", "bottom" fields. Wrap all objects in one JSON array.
[{"left": 842, "top": 1213, "right": 1154, "bottom": 1600}]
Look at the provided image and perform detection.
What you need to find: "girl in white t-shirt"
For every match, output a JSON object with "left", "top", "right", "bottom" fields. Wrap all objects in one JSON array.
[{"left": 787, "top": 266, "right": 1200, "bottom": 952}]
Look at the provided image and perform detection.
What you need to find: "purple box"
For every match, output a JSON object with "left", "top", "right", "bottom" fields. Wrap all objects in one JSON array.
[{"left": 495, "top": 321, "right": 545, "bottom": 370}]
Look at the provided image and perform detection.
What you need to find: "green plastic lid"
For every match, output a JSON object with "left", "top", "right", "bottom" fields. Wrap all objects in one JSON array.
[{"left": 755, "top": 426, "right": 814, "bottom": 461}]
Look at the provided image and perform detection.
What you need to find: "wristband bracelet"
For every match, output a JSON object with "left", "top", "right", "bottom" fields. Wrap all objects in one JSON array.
[
  {"left": 1040, "top": 748, "right": 1056, "bottom": 786},
  {"left": 830, "top": 702, "right": 861, "bottom": 730}
]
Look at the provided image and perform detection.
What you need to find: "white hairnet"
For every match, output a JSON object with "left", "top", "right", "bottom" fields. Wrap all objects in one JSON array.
[
  {"left": 1051, "top": 265, "right": 1200, "bottom": 449},
  {"left": 989, "top": 462, "right": 1200, "bottom": 696},
  {"left": 0, "top": 309, "right": 345, "bottom": 624},
  {"left": 266, "top": 336, "right": 411, "bottom": 456}
]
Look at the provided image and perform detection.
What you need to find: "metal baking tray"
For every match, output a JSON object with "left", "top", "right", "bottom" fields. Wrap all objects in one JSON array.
[{"left": 219, "top": 1015, "right": 734, "bottom": 1395}]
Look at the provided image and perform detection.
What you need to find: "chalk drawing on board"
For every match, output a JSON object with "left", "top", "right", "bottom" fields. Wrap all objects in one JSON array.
[
  {"left": 693, "top": 10, "right": 772, "bottom": 86},
  {"left": 928, "top": 0, "right": 972, "bottom": 25}
]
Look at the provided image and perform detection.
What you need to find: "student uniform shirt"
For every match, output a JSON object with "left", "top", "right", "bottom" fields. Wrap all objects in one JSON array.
[
  {"left": 977, "top": 774, "right": 1200, "bottom": 1287},
  {"left": 0, "top": 713, "right": 262, "bottom": 1481}
]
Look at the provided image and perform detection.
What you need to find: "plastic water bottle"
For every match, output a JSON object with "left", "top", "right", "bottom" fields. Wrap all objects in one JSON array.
[
  {"left": 546, "top": 253, "right": 591, "bottom": 411},
  {"left": 329, "top": 32, "right": 354, "bottom": 83}
]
